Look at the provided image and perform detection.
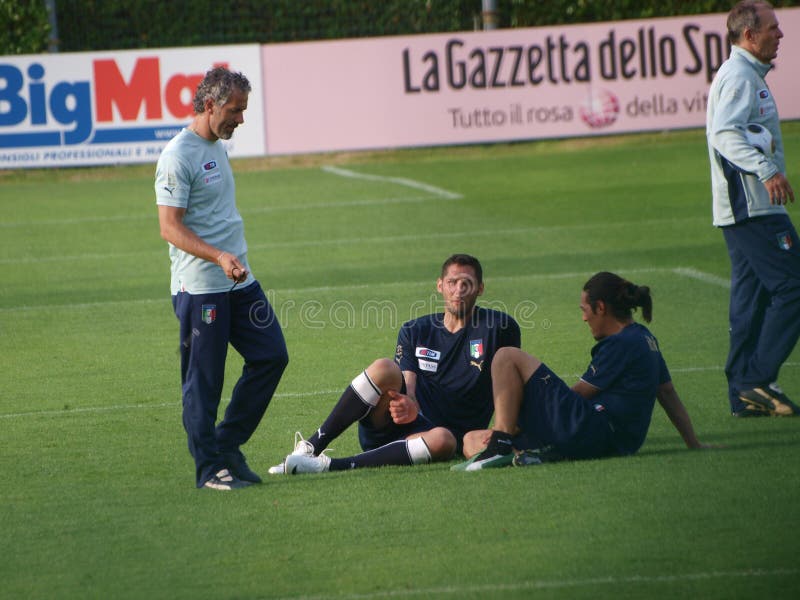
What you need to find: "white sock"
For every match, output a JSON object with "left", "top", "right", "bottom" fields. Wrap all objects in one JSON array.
[{"left": 406, "top": 437, "right": 432, "bottom": 465}]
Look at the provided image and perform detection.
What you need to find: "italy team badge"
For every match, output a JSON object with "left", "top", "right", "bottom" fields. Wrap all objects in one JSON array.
[
  {"left": 777, "top": 232, "right": 793, "bottom": 251},
  {"left": 201, "top": 304, "right": 217, "bottom": 325},
  {"left": 470, "top": 339, "right": 483, "bottom": 360}
]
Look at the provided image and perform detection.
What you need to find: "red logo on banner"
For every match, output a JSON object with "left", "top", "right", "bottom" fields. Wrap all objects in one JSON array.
[{"left": 579, "top": 89, "right": 620, "bottom": 128}]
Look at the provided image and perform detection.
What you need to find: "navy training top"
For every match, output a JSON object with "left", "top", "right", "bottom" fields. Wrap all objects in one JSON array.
[
  {"left": 395, "top": 306, "right": 521, "bottom": 441},
  {"left": 580, "top": 322, "right": 671, "bottom": 455}
]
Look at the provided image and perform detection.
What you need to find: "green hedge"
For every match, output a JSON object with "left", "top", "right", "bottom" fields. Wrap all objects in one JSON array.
[
  {"left": 505, "top": 0, "right": 799, "bottom": 26},
  {"left": 0, "top": 0, "right": 51, "bottom": 54},
  {"left": 3, "top": 0, "right": 800, "bottom": 55}
]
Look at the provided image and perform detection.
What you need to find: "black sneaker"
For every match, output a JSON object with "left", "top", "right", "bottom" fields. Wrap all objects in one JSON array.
[
  {"left": 222, "top": 451, "right": 263, "bottom": 484},
  {"left": 739, "top": 386, "right": 800, "bottom": 417},
  {"left": 202, "top": 468, "right": 253, "bottom": 491},
  {"left": 450, "top": 431, "right": 514, "bottom": 471},
  {"left": 765, "top": 384, "right": 800, "bottom": 415},
  {"left": 513, "top": 445, "right": 565, "bottom": 466},
  {"left": 732, "top": 404, "right": 769, "bottom": 418}
]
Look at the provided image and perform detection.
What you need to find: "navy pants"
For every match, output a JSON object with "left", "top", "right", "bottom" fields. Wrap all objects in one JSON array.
[
  {"left": 173, "top": 281, "right": 288, "bottom": 487},
  {"left": 722, "top": 214, "right": 800, "bottom": 413}
]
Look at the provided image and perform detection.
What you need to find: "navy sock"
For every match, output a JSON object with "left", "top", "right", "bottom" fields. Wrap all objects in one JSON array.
[
  {"left": 475, "top": 430, "right": 513, "bottom": 459},
  {"left": 307, "top": 384, "right": 372, "bottom": 453},
  {"left": 329, "top": 440, "right": 412, "bottom": 471}
]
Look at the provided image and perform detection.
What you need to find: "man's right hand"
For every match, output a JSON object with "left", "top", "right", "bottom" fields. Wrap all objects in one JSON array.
[
  {"left": 218, "top": 251, "right": 248, "bottom": 282},
  {"left": 387, "top": 390, "right": 419, "bottom": 425}
]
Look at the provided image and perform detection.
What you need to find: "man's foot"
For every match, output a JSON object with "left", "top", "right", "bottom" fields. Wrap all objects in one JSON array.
[
  {"left": 512, "top": 445, "right": 565, "bottom": 466},
  {"left": 766, "top": 383, "right": 800, "bottom": 414},
  {"left": 202, "top": 469, "right": 253, "bottom": 490},
  {"left": 283, "top": 452, "right": 331, "bottom": 474},
  {"left": 268, "top": 432, "right": 315, "bottom": 475},
  {"left": 222, "top": 451, "right": 262, "bottom": 483},
  {"left": 739, "top": 385, "right": 800, "bottom": 416},
  {"left": 451, "top": 431, "right": 514, "bottom": 471},
  {"left": 732, "top": 404, "right": 769, "bottom": 418}
]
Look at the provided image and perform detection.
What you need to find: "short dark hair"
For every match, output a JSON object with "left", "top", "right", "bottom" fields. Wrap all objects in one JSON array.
[
  {"left": 192, "top": 66, "right": 251, "bottom": 114},
  {"left": 440, "top": 253, "right": 483, "bottom": 284},
  {"left": 583, "top": 271, "right": 653, "bottom": 323},
  {"left": 728, "top": 1, "right": 773, "bottom": 44}
]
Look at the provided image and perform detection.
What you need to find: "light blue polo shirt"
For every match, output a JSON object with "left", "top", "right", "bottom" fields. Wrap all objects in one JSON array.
[{"left": 155, "top": 128, "right": 254, "bottom": 295}]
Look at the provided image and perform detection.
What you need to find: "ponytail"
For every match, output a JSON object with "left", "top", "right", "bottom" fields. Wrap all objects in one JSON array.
[{"left": 583, "top": 272, "right": 653, "bottom": 323}]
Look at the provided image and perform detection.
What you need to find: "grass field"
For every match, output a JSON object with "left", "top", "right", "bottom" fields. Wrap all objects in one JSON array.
[{"left": 2, "top": 125, "right": 799, "bottom": 599}]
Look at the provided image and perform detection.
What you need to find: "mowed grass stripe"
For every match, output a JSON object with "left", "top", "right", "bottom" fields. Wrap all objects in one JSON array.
[
  {"left": 0, "top": 166, "right": 462, "bottom": 229},
  {"left": 5, "top": 362, "right": 798, "bottom": 420},
  {"left": 1, "top": 217, "right": 706, "bottom": 265},
  {"left": 0, "top": 266, "right": 728, "bottom": 312}
]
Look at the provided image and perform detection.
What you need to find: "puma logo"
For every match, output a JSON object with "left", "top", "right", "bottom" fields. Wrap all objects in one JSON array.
[{"left": 470, "top": 360, "right": 484, "bottom": 372}]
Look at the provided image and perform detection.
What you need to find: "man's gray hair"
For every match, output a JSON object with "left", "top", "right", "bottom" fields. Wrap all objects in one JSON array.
[
  {"left": 728, "top": 0, "right": 773, "bottom": 44},
  {"left": 192, "top": 66, "right": 251, "bottom": 114}
]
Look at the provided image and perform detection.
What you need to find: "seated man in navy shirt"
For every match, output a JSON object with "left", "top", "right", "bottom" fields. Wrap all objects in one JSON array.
[
  {"left": 455, "top": 271, "right": 709, "bottom": 471},
  {"left": 270, "top": 253, "right": 521, "bottom": 474}
]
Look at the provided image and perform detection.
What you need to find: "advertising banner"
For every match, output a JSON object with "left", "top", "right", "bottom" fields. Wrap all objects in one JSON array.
[
  {"left": 2, "top": 10, "right": 798, "bottom": 168},
  {"left": 261, "top": 9, "right": 800, "bottom": 155},
  {"left": 0, "top": 45, "right": 264, "bottom": 169}
]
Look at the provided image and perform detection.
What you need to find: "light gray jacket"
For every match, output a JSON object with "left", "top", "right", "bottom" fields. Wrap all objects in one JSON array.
[{"left": 706, "top": 45, "right": 786, "bottom": 227}]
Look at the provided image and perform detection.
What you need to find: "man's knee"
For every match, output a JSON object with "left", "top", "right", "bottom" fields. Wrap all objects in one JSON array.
[
  {"left": 247, "top": 351, "right": 288, "bottom": 377},
  {"left": 493, "top": 346, "right": 541, "bottom": 382},
  {"left": 275, "top": 350, "right": 289, "bottom": 372},
  {"left": 494, "top": 346, "right": 519, "bottom": 364},
  {"left": 418, "top": 427, "right": 456, "bottom": 461},
  {"left": 365, "top": 358, "right": 403, "bottom": 392},
  {"left": 493, "top": 346, "right": 532, "bottom": 369}
]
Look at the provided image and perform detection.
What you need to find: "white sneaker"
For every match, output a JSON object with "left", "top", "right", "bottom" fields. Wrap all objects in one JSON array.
[
  {"left": 284, "top": 452, "right": 331, "bottom": 474},
  {"left": 267, "top": 431, "right": 315, "bottom": 474}
]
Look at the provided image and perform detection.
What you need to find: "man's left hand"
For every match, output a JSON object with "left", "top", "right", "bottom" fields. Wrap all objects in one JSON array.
[{"left": 764, "top": 173, "right": 795, "bottom": 205}]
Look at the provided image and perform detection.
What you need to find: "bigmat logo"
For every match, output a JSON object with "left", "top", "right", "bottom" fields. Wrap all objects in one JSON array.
[
  {"left": 0, "top": 57, "right": 206, "bottom": 148},
  {"left": 0, "top": 45, "right": 265, "bottom": 168}
]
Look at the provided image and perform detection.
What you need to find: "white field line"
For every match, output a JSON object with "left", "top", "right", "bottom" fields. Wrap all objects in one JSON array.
[
  {"left": 0, "top": 166, "right": 461, "bottom": 230},
  {"left": 3, "top": 362, "right": 798, "bottom": 421},
  {"left": 672, "top": 267, "right": 731, "bottom": 289},
  {"left": 0, "top": 265, "right": 725, "bottom": 313},
  {"left": 274, "top": 568, "right": 799, "bottom": 600},
  {"left": 1, "top": 218, "right": 703, "bottom": 266},
  {"left": 322, "top": 165, "right": 463, "bottom": 200},
  {"left": 244, "top": 194, "right": 448, "bottom": 214}
]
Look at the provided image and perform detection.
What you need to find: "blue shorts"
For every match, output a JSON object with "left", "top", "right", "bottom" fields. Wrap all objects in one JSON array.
[{"left": 512, "top": 364, "right": 615, "bottom": 460}]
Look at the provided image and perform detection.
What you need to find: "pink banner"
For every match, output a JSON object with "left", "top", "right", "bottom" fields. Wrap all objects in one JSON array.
[{"left": 261, "top": 9, "right": 800, "bottom": 155}]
